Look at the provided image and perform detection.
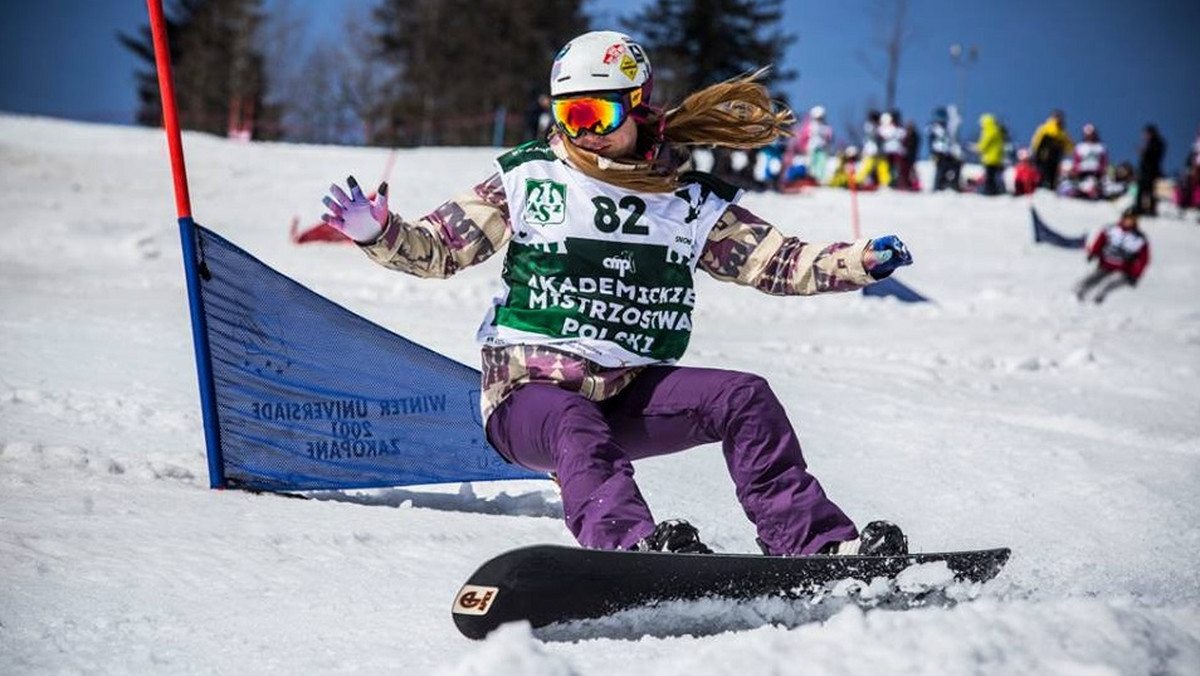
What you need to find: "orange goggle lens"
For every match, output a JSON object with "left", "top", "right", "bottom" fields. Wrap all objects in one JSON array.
[{"left": 552, "top": 95, "right": 630, "bottom": 139}]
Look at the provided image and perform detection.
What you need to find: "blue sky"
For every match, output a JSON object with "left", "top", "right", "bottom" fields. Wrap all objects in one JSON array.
[{"left": 3, "top": 0, "right": 1197, "bottom": 168}]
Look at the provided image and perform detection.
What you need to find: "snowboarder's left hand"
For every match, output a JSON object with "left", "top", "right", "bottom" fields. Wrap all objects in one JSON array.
[
  {"left": 321, "top": 176, "right": 389, "bottom": 243},
  {"left": 864, "top": 235, "right": 913, "bottom": 279}
]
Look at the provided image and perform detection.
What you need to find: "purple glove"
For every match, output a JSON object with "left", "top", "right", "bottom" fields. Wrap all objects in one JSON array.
[{"left": 321, "top": 176, "right": 389, "bottom": 243}]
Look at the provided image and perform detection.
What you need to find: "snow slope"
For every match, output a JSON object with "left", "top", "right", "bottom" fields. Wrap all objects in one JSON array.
[{"left": 1, "top": 115, "right": 1198, "bottom": 675}]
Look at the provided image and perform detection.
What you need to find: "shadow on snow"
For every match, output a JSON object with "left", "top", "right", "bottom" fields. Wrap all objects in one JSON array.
[{"left": 296, "top": 481, "right": 563, "bottom": 519}]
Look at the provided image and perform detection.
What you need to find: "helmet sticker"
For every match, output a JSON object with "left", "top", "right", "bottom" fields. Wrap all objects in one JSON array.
[
  {"left": 603, "top": 44, "right": 625, "bottom": 64},
  {"left": 626, "top": 42, "right": 647, "bottom": 63},
  {"left": 619, "top": 55, "right": 638, "bottom": 80}
]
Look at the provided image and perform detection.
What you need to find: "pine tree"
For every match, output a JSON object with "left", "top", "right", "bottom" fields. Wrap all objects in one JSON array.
[
  {"left": 618, "top": 0, "right": 795, "bottom": 107},
  {"left": 371, "top": 0, "right": 588, "bottom": 146},
  {"left": 120, "top": 0, "right": 281, "bottom": 140}
]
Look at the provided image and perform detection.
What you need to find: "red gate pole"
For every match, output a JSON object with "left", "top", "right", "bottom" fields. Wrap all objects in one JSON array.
[
  {"left": 146, "top": 0, "right": 225, "bottom": 488},
  {"left": 147, "top": 0, "right": 192, "bottom": 219}
]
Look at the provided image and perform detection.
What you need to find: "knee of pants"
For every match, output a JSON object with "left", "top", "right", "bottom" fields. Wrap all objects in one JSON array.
[
  {"left": 544, "top": 396, "right": 625, "bottom": 459},
  {"left": 712, "top": 372, "right": 779, "bottom": 418}
]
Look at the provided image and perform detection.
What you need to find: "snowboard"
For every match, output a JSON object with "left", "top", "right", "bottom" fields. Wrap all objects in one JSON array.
[{"left": 452, "top": 544, "right": 1010, "bottom": 640}]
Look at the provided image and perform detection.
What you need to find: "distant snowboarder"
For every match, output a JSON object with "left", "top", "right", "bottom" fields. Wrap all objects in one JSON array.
[{"left": 1075, "top": 207, "right": 1150, "bottom": 303}]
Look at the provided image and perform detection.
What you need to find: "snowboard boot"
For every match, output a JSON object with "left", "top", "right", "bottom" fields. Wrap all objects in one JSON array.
[
  {"left": 633, "top": 519, "right": 713, "bottom": 554},
  {"left": 821, "top": 520, "right": 908, "bottom": 556}
]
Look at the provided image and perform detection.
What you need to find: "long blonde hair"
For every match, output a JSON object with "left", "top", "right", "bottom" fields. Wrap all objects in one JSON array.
[{"left": 558, "top": 68, "right": 795, "bottom": 193}]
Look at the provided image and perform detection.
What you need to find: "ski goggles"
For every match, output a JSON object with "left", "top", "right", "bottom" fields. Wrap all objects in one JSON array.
[{"left": 552, "top": 88, "right": 643, "bottom": 139}]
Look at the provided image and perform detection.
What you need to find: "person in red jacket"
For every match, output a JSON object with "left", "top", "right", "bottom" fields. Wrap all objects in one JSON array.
[
  {"left": 1012, "top": 147, "right": 1041, "bottom": 196},
  {"left": 1075, "top": 207, "right": 1150, "bottom": 303}
]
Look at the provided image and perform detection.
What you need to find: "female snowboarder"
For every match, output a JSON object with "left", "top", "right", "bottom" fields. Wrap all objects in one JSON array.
[{"left": 320, "top": 31, "right": 912, "bottom": 557}]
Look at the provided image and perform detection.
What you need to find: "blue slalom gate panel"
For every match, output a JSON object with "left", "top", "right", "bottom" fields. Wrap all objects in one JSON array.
[
  {"left": 1031, "top": 207, "right": 1086, "bottom": 248},
  {"left": 191, "top": 224, "right": 545, "bottom": 491},
  {"left": 862, "top": 276, "right": 930, "bottom": 303}
]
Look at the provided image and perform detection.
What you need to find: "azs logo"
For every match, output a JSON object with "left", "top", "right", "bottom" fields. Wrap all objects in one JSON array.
[{"left": 523, "top": 179, "right": 567, "bottom": 225}]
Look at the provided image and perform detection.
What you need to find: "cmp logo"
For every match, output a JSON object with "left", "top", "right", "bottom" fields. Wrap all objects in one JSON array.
[
  {"left": 452, "top": 585, "right": 498, "bottom": 616},
  {"left": 523, "top": 179, "right": 567, "bottom": 225},
  {"left": 603, "top": 250, "right": 637, "bottom": 278}
]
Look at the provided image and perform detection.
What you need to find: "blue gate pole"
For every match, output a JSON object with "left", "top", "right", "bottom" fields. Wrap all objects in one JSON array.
[{"left": 177, "top": 217, "right": 225, "bottom": 488}]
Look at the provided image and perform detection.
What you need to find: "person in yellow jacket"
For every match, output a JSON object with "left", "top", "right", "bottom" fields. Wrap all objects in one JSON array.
[
  {"left": 853, "top": 110, "right": 891, "bottom": 188},
  {"left": 828, "top": 145, "right": 861, "bottom": 189},
  {"left": 1030, "top": 110, "right": 1074, "bottom": 189},
  {"left": 973, "top": 113, "right": 1006, "bottom": 195}
]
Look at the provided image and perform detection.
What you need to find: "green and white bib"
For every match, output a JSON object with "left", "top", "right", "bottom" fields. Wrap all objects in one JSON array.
[{"left": 477, "top": 141, "right": 741, "bottom": 367}]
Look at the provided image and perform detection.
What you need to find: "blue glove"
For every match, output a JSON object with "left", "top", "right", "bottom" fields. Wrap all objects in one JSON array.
[
  {"left": 865, "top": 235, "right": 913, "bottom": 280},
  {"left": 321, "top": 176, "right": 389, "bottom": 243}
]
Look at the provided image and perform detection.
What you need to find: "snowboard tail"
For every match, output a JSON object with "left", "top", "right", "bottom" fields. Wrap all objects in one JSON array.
[{"left": 452, "top": 544, "right": 1010, "bottom": 639}]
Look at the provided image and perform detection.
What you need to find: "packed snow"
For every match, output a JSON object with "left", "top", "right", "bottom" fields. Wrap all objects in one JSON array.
[{"left": 1, "top": 115, "right": 1198, "bottom": 675}]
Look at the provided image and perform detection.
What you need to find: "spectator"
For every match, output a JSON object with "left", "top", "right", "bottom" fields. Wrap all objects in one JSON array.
[
  {"left": 854, "top": 110, "right": 891, "bottom": 188},
  {"left": 778, "top": 105, "right": 831, "bottom": 188},
  {"left": 973, "top": 113, "right": 1006, "bottom": 195},
  {"left": 1106, "top": 162, "right": 1135, "bottom": 201},
  {"left": 878, "top": 111, "right": 907, "bottom": 188},
  {"left": 525, "top": 93, "right": 553, "bottom": 141},
  {"left": 1182, "top": 125, "right": 1200, "bottom": 211},
  {"left": 1031, "top": 110, "right": 1074, "bottom": 189},
  {"left": 1000, "top": 122, "right": 1016, "bottom": 167},
  {"left": 901, "top": 119, "right": 921, "bottom": 190},
  {"left": 1136, "top": 124, "right": 1165, "bottom": 216},
  {"left": 927, "top": 106, "right": 962, "bottom": 191},
  {"left": 828, "top": 145, "right": 862, "bottom": 189},
  {"left": 1070, "top": 123, "right": 1109, "bottom": 200},
  {"left": 1075, "top": 207, "right": 1150, "bottom": 304},
  {"left": 806, "top": 105, "right": 835, "bottom": 181},
  {"left": 711, "top": 146, "right": 763, "bottom": 191},
  {"left": 1013, "top": 148, "right": 1040, "bottom": 196}
]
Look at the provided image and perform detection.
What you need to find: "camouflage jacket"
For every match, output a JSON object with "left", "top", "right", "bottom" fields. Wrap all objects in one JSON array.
[{"left": 360, "top": 151, "right": 875, "bottom": 422}]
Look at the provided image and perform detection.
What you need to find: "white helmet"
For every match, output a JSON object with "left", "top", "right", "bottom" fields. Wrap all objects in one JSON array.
[
  {"left": 550, "top": 31, "right": 653, "bottom": 103},
  {"left": 810, "top": 105, "right": 826, "bottom": 119}
]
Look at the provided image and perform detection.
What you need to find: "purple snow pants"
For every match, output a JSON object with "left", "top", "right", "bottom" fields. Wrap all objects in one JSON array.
[{"left": 485, "top": 366, "right": 857, "bottom": 555}]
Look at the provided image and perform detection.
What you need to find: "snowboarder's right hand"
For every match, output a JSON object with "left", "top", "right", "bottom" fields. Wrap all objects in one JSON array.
[
  {"left": 321, "top": 176, "right": 388, "bottom": 243},
  {"left": 864, "top": 235, "right": 913, "bottom": 280}
]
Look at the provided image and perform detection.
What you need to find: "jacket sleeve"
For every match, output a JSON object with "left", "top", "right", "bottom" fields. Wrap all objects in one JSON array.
[
  {"left": 1086, "top": 229, "right": 1106, "bottom": 260},
  {"left": 698, "top": 204, "right": 874, "bottom": 295},
  {"left": 1128, "top": 243, "right": 1149, "bottom": 281},
  {"left": 359, "top": 173, "right": 511, "bottom": 278},
  {"left": 1030, "top": 122, "right": 1048, "bottom": 151}
]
